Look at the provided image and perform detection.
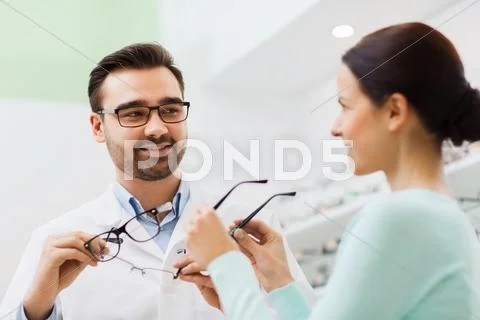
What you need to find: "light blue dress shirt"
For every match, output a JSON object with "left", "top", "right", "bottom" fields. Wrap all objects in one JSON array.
[
  {"left": 17, "top": 181, "right": 190, "bottom": 320},
  {"left": 112, "top": 180, "right": 190, "bottom": 253}
]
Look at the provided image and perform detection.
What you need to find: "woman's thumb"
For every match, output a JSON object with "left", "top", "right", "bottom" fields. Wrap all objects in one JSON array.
[{"left": 234, "top": 229, "right": 259, "bottom": 253}]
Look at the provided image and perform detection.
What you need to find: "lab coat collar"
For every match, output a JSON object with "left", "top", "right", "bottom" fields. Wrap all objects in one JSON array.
[{"left": 92, "top": 184, "right": 124, "bottom": 227}]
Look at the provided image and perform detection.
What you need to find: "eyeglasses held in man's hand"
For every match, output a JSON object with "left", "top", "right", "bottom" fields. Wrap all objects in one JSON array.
[
  {"left": 84, "top": 202, "right": 173, "bottom": 263},
  {"left": 96, "top": 101, "right": 190, "bottom": 127}
]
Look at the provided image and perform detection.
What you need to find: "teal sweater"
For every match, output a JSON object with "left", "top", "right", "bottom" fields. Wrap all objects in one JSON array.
[{"left": 208, "top": 189, "right": 480, "bottom": 319}]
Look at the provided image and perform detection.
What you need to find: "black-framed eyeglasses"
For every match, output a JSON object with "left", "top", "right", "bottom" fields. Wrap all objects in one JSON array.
[
  {"left": 209, "top": 180, "right": 296, "bottom": 235},
  {"left": 84, "top": 202, "right": 173, "bottom": 263},
  {"left": 228, "top": 191, "right": 296, "bottom": 237},
  {"left": 97, "top": 101, "right": 190, "bottom": 127}
]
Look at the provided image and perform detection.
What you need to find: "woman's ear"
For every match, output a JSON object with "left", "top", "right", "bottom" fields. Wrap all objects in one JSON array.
[
  {"left": 90, "top": 113, "right": 106, "bottom": 143},
  {"left": 384, "top": 93, "right": 409, "bottom": 132}
]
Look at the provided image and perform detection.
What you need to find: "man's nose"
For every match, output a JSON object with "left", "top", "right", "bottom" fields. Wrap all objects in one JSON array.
[{"left": 144, "top": 110, "right": 168, "bottom": 138}]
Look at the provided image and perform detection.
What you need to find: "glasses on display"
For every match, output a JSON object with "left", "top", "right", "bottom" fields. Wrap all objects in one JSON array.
[
  {"left": 97, "top": 101, "right": 190, "bottom": 127},
  {"left": 457, "top": 195, "right": 480, "bottom": 204},
  {"left": 442, "top": 140, "right": 480, "bottom": 164},
  {"left": 458, "top": 195, "right": 480, "bottom": 216},
  {"left": 295, "top": 238, "right": 341, "bottom": 289},
  {"left": 84, "top": 202, "right": 173, "bottom": 263}
]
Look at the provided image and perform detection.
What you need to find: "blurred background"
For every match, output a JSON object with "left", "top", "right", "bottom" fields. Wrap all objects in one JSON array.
[{"left": 1, "top": 0, "right": 480, "bottom": 298}]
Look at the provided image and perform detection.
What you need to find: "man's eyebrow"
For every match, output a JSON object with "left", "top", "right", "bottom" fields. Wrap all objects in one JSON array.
[
  {"left": 158, "top": 97, "right": 183, "bottom": 105},
  {"left": 115, "top": 100, "right": 149, "bottom": 110},
  {"left": 115, "top": 97, "right": 183, "bottom": 109}
]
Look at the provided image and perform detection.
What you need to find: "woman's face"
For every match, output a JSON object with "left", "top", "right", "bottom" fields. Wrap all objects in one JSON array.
[{"left": 331, "top": 64, "right": 394, "bottom": 175}]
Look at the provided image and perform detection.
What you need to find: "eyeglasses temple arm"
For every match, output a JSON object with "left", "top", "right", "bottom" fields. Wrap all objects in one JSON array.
[
  {"left": 213, "top": 179, "right": 268, "bottom": 210},
  {"left": 229, "top": 192, "right": 296, "bottom": 237}
]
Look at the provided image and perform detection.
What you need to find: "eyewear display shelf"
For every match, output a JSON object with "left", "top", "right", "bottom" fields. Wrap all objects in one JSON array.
[{"left": 285, "top": 153, "right": 480, "bottom": 250}]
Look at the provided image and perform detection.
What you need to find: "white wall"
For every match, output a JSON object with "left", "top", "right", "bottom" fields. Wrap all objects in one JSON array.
[{"left": 0, "top": 100, "right": 114, "bottom": 297}]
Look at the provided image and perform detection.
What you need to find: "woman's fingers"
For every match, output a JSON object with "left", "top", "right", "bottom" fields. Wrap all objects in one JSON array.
[
  {"left": 231, "top": 219, "right": 278, "bottom": 241},
  {"left": 186, "top": 204, "right": 238, "bottom": 269},
  {"left": 233, "top": 229, "right": 262, "bottom": 256}
]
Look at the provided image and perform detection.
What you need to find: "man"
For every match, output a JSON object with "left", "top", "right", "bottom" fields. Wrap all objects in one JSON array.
[{"left": 0, "top": 43, "right": 314, "bottom": 320}]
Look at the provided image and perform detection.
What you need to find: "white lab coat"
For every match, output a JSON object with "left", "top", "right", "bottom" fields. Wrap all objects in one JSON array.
[{"left": 0, "top": 184, "right": 315, "bottom": 319}]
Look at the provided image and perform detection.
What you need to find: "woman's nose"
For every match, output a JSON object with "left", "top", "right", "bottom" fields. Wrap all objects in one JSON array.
[{"left": 330, "top": 118, "right": 342, "bottom": 137}]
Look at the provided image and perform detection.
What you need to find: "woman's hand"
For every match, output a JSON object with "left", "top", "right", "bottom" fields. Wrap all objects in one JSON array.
[
  {"left": 173, "top": 254, "right": 221, "bottom": 310},
  {"left": 185, "top": 204, "right": 239, "bottom": 270},
  {"left": 229, "top": 219, "right": 294, "bottom": 293}
]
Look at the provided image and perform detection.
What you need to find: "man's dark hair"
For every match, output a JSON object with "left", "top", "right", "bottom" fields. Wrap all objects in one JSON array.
[{"left": 88, "top": 43, "right": 185, "bottom": 112}]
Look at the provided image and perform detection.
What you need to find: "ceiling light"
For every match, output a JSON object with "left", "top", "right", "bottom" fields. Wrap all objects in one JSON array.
[{"left": 332, "top": 25, "right": 354, "bottom": 38}]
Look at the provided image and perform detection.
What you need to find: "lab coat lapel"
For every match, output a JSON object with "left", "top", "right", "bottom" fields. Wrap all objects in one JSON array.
[
  {"left": 164, "top": 186, "right": 214, "bottom": 261},
  {"left": 119, "top": 209, "right": 166, "bottom": 262}
]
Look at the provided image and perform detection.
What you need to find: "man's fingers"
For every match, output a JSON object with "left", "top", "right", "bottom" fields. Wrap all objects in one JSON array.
[
  {"left": 52, "top": 236, "right": 87, "bottom": 250},
  {"left": 51, "top": 248, "right": 97, "bottom": 267},
  {"left": 173, "top": 254, "right": 194, "bottom": 268},
  {"left": 179, "top": 274, "right": 214, "bottom": 288},
  {"left": 180, "top": 262, "right": 204, "bottom": 275},
  {"left": 87, "top": 237, "right": 108, "bottom": 256},
  {"left": 50, "top": 231, "right": 97, "bottom": 243},
  {"left": 51, "top": 236, "right": 97, "bottom": 261}
]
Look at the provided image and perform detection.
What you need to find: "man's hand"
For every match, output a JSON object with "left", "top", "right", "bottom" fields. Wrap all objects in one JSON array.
[
  {"left": 173, "top": 255, "right": 222, "bottom": 311},
  {"left": 23, "top": 231, "right": 101, "bottom": 320}
]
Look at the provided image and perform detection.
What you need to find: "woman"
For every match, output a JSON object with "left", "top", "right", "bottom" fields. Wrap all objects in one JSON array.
[{"left": 174, "top": 22, "right": 480, "bottom": 319}]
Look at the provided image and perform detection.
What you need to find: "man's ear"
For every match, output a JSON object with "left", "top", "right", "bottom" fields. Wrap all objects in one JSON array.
[
  {"left": 384, "top": 93, "right": 409, "bottom": 132},
  {"left": 90, "top": 113, "right": 106, "bottom": 143}
]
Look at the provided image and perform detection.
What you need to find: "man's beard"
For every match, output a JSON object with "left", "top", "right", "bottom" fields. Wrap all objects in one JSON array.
[{"left": 106, "top": 134, "right": 187, "bottom": 181}]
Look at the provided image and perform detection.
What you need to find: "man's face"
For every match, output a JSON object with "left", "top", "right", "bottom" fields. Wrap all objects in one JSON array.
[{"left": 92, "top": 66, "right": 187, "bottom": 181}]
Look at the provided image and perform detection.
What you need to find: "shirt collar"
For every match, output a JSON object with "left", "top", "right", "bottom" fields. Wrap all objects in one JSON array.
[{"left": 112, "top": 180, "right": 190, "bottom": 218}]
